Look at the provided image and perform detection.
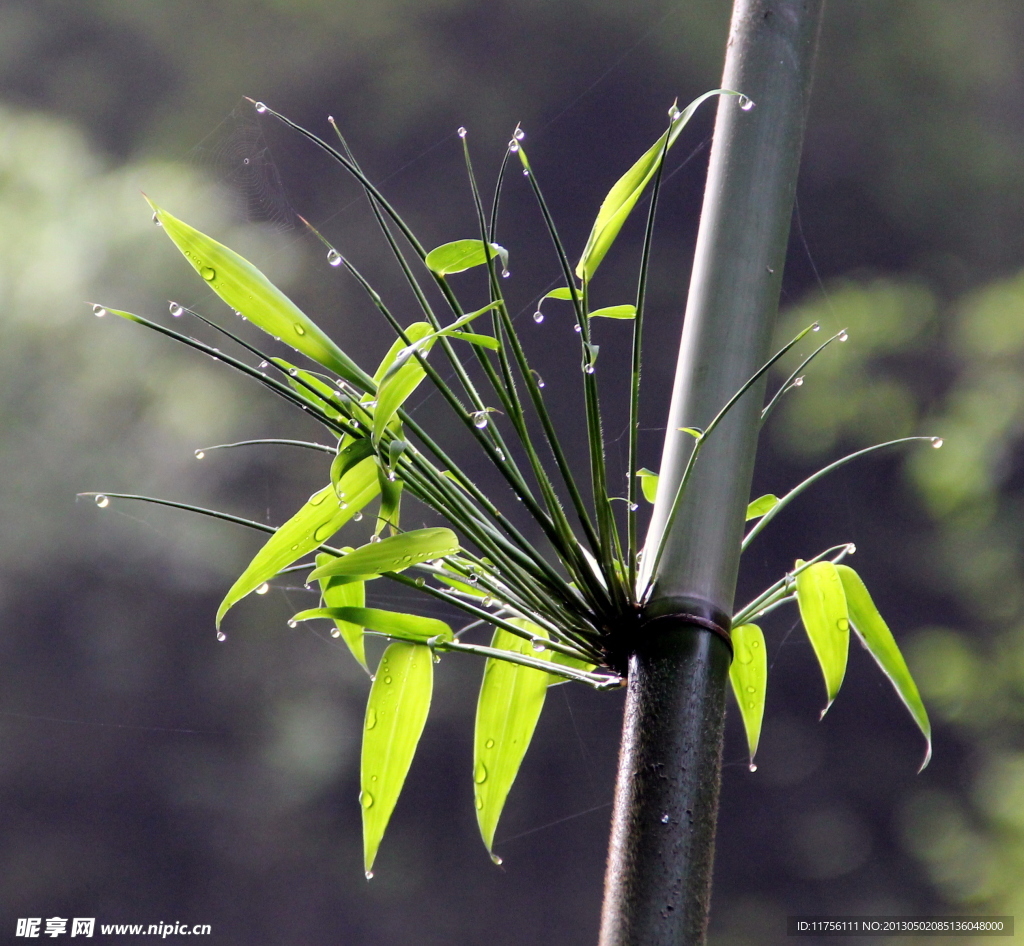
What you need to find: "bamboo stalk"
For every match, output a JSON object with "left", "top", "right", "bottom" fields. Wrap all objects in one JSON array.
[{"left": 599, "top": 2, "right": 825, "bottom": 943}]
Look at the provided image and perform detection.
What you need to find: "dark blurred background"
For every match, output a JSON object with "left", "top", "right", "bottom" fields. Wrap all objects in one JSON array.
[{"left": 1, "top": 1, "right": 1023, "bottom": 943}]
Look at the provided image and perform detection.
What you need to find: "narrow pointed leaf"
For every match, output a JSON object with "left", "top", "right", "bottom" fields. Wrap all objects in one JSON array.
[
  {"left": 373, "top": 324, "right": 436, "bottom": 442},
  {"left": 636, "top": 468, "right": 659, "bottom": 504},
  {"left": 588, "top": 305, "right": 636, "bottom": 320},
  {"left": 547, "top": 649, "right": 598, "bottom": 687},
  {"left": 544, "top": 287, "right": 575, "bottom": 301},
  {"left": 315, "top": 552, "right": 368, "bottom": 672},
  {"left": 215, "top": 457, "right": 379, "bottom": 627},
  {"left": 575, "top": 89, "right": 727, "bottom": 282},
  {"left": 293, "top": 607, "right": 453, "bottom": 643},
  {"left": 272, "top": 357, "right": 344, "bottom": 421},
  {"left": 442, "top": 331, "right": 500, "bottom": 350},
  {"left": 331, "top": 438, "right": 375, "bottom": 484},
  {"left": 745, "top": 494, "right": 780, "bottom": 520},
  {"left": 795, "top": 560, "right": 850, "bottom": 713},
  {"left": 374, "top": 464, "right": 403, "bottom": 536},
  {"left": 307, "top": 528, "right": 459, "bottom": 581},
  {"left": 474, "top": 620, "right": 553, "bottom": 854},
  {"left": 361, "top": 642, "right": 434, "bottom": 873},
  {"left": 146, "top": 199, "right": 370, "bottom": 388},
  {"left": 836, "top": 564, "right": 932, "bottom": 769},
  {"left": 728, "top": 623, "right": 767, "bottom": 764},
  {"left": 425, "top": 239, "right": 508, "bottom": 276}
]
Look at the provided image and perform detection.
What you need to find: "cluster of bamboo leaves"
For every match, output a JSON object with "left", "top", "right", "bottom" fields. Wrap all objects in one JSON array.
[{"left": 87, "top": 92, "right": 932, "bottom": 875}]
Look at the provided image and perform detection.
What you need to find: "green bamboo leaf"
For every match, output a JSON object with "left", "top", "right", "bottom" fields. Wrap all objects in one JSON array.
[
  {"left": 588, "top": 305, "right": 637, "bottom": 320},
  {"left": 215, "top": 457, "right": 380, "bottom": 627},
  {"left": 474, "top": 620, "right": 553, "bottom": 856},
  {"left": 636, "top": 468, "right": 659, "bottom": 504},
  {"left": 331, "top": 438, "right": 375, "bottom": 484},
  {"left": 544, "top": 287, "right": 575, "bottom": 301},
  {"left": 442, "top": 331, "right": 500, "bottom": 350},
  {"left": 678, "top": 426, "right": 704, "bottom": 439},
  {"left": 547, "top": 649, "right": 598, "bottom": 687},
  {"left": 293, "top": 607, "right": 453, "bottom": 643},
  {"left": 373, "top": 323, "right": 436, "bottom": 442},
  {"left": 836, "top": 564, "right": 932, "bottom": 769},
  {"left": 315, "top": 552, "right": 368, "bottom": 672},
  {"left": 728, "top": 623, "right": 767, "bottom": 766},
  {"left": 146, "top": 199, "right": 369, "bottom": 388},
  {"left": 307, "top": 528, "right": 460, "bottom": 581},
  {"left": 746, "top": 494, "right": 780, "bottom": 520},
  {"left": 795, "top": 560, "right": 850, "bottom": 714},
  {"left": 361, "top": 641, "right": 434, "bottom": 875},
  {"left": 271, "top": 357, "right": 344, "bottom": 421},
  {"left": 373, "top": 322, "right": 432, "bottom": 383},
  {"left": 425, "top": 239, "right": 509, "bottom": 276},
  {"left": 575, "top": 89, "right": 727, "bottom": 282},
  {"left": 374, "top": 463, "right": 404, "bottom": 536}
]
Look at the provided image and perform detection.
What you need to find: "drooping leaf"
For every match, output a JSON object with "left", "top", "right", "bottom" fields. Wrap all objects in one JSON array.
[
  {"left": 588, "top": 305, "right": 636, "bottom": 320},
  {"left": 575, "top": 89, "right": 726, "bottom": 282},
  {"left": 146, "top": 199, "right": 370, "bottom": 388},
  {"left": 314, "top": 552, "right": 368, "bottom": 672},
  {"left": 375, "top": 463, "right": 404, "bottom": 536},
  {"left": 293, "top": 607, "right": 453, "bottom": 643},
  {"left": 745, "top": 494, "right": 780, "bottom": 520},
  {"left": 636, "top": 468, "right": 659, "bottom": 504},
  {"left": 543, "top": 287, "right": 575, "bottom": 301},
  {"left": 547, "top": 649, "right": 598, "bottom": 687},
  {"left": 795, "top": 560, "right": 850, "bottom": 713},
  {"left": 307, "top": 528, "right": 460, "bottom": 581},
  {"left": 728, "top": 623, "right": 767, "bottom": 765},
  {"left": 216, "top": 457, "right": 380, "bottom": 627},
  {"left": 331, "top": 438, "right": 375, "bottom": 484},
  {"left": 474, "top": 620, "right": 553, "bottom": 855},
  {"left": 836, "top": 564, "right": 932, "bottom": 769},
  {"left": 373, "top": 323, "right": 436, "bottom": 442},
  {"left": 678, "top": 427, "right": 704, "bottom": 439},
  {"left": 425, "top": 239, "right": 508, "bottom": 277},
  {"left": 442, "top": 331, "right": 500, "bottom": 350},
  {"left": 361, "top": 642, "right": 434, "bottom": 874}
]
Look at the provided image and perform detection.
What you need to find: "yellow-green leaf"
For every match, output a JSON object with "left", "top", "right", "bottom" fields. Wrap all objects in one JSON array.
[
  {"left": 636, "top": 468, "right": 659, "bottom": 504},
  {"left": 425, "top": 239, "right": 508, "bottom": 276},
  {"left": 836, "top": 564, "right": 932, "bottom": 769},
  {"left": 728, "top": 623, "right": 767, "bottom": 766},
  {"left": 547, "top": 649, "right": 598, "bottom": 687},
  {"left": 373, "top": 323, "right": 436, "bottom": 443},
  {"left": 146, "top": 199, "right": 370, "bottom": 388},
  {"left": 795, "top": 560, "right": 850, "bottom": 713},
  {"left": 292, "top": 607, "right": 452, "bottom": 643},
  {"left": 215, "top": 457, "right": 379, "bottom": 628},
  {"left": 361, "top": 642, "right": 434, "bottom": 874},
  {"left": 746, "top": 494, "right": 779, "bottom": 520},
  {"left": 443, "top": 331, "right": 500, "bottom": 350},
  {"left": 575, "top": 89, "right": 726, "bottom": 282},
  {"left": 272, "top": 357, "right": 344, "bottom": 421},
  {"left": 588, "top": 305, "right": 636, "bottom": 320},
  {"left": 474, "top": 620, "right": 552, "bottom": 856},
  {"left": 315, "top": 552, "right": 367, "bottom": 672},
  {"left": 308, "top": 528, "right": 459, "bottom": 581},
  {"left": 544, "top": 287, "right": 575, "bottom": 301}
]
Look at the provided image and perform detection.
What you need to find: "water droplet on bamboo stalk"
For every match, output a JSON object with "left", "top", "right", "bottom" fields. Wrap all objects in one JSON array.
[
  {"left": 507, "top": 139, "right": 520, "bottom": 153},
  {"left": 661, "top": 813, "right": 670, "bottom": 824},
  {"left": 481, "top": 596, "right": 493, "bottom": 607},
  {"left": 573, "top": 324, "right": 581, "bottom": 333},
  {"left": 216, "top": 630, "right": 227, "bottom": 641},
  {"left": 490, "top": 853, "right": 503, "bottom": 865},
  {"left": 255, "top": 582, "right": 270, "bottom": 595},
  {"left": 523, "top": 168, "right": 530, "bottom": 177},
  {"left": 748, "top": 762, "right": 758, "bottom": 772},
  {"left": 584, "top": 363, "right": 595, "bottom": 374},
  {"left": 472, "top": 411, "right": 489, "bottom": 429},
  {"left": 92, "top": 305, "right": 106, "bottom": 317},
  {"left": 838, "top": 329, "right": 849, "bottom": 342},
  {"left": 353, "top": 511, "right": 363, "bottom": 522},
  {"left": 533, "top": 310, "right": 544, "bottom": 323},
  {"left": 169, "top": 302, "right": 184, "bottom": 317},
  {"left": 254, "top": 102, "right": 268, "bottom": 113},
  {"left": 628, "top": 502, "right": 639, "bottom": 511},
  {"left": 259, "top": 360, "right": 269, "bottom": 368},
  {"left": 846, "top": 543, "right": 857, "bottom": 555},
  {"left": 931, "top": 437, "right": 944, "bottom": 449},
  {"left": 360, "top": 790, "right": 374, "bottom": 809},
  {"left": 531, "top": 641, "right": 545, "bottom": 652},
  {"left": 415, "top": 577, "right": 425, "bottom": 588},
  {"left": 737, "top": 94, "right": 756, "bottom": 111},
  {"left": 287, "top": 619, "right": 297, "bottom": 628},
  {"left": 792, "top": 376, "right": 804, "bottom": 387},
  {"left": 94, "top": 494, "right": 110, "bottom": 508},
  {"left": 474, "top": 763, "right": 488, "bottom": 784},
  {"left": 327, "top": 249, "right": 342, "bottom": 267},
  {"left": 200, "top": 266, "right": 216, "bottom": 281},
  {"left": 811, "top": 322, "right": 821, "bottom": 332},
  {"left": 514, "top": 127, "right": 525, "bottom": 141},
  {"left": 457, "top": 126, "right": 467, "bottom": 138}
]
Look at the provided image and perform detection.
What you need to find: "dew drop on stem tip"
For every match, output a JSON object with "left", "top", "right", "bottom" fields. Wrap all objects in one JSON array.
[
  {"left": 94, "top": 494, "right": 110, "bottom": 508},
  {"left": 169, "top": 302, "right": 184, "bottom": 317},
  {"left": 327, "top": 249, "right": 342, "bottom": 267},
  {"left": 931, "top": 437, "right": 943, "bottom": 448},
  {"left": 533, "top": 310, "right": 544, "bottom": 323},
  {"left": 92, "top": 305, "right": 106, "bottom": 317},
  {"left": 254, "top": 102, "right": 268, "bottom": 113},
  {"left": 458, "top": 127, "right": 467, "bottom": 138},
  {"left": 194, "top": 450, "right": 205, "bottom": 459}
]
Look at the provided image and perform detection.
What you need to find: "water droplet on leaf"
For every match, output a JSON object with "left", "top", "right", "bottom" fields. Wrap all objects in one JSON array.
[
  {"left": 360, "top": 791, "right": 374, "bottom": 809},
  {"left": 490, "top": 853, "right": 503, "bottom": 865},
  {"left": 256, "top": 582, "right": 270, "bottom": 595},
  {"left": 738, "top": 94, "right": 756, "bottom": 111},
  {"left": 200, "top": 266, "right": 216, "bottom": 281},
  {"left": 152, "top": 212, "right": 162, "bottom": 226},
  {"left": 293, "top": 323, "right": 306, "bottom": 336},
  {"left": 507, "top": 139, "right": 519, "bottom": 152},
  {"left": 365, "top": 710, "right": 377, "bottom": 730},
  {"left": 287, "top": 619, "right": 297, "bottom": 628},
  {"left": 811, "top": 322, "right": 821, "bottom": 332},
  {"left": 793, "top": 376, "right": 804, "bottom": 387},
  {"left": 330, "top": 627, "right": 341, "bottom": 638},
  {"left": 383, "top": 676, "right": 392, "bottom": 685},
  {"left": 748, "top": 762, "right": 758, "bottom": 772},
  {"left": 353, "top": 511, "right": 363, "bottom": 522},
  {"left": 838, "top": 329, "right": 849, "bottom": 342},
  {"left": 474, "top": 763, "right": 488, "bottom": 784}
]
